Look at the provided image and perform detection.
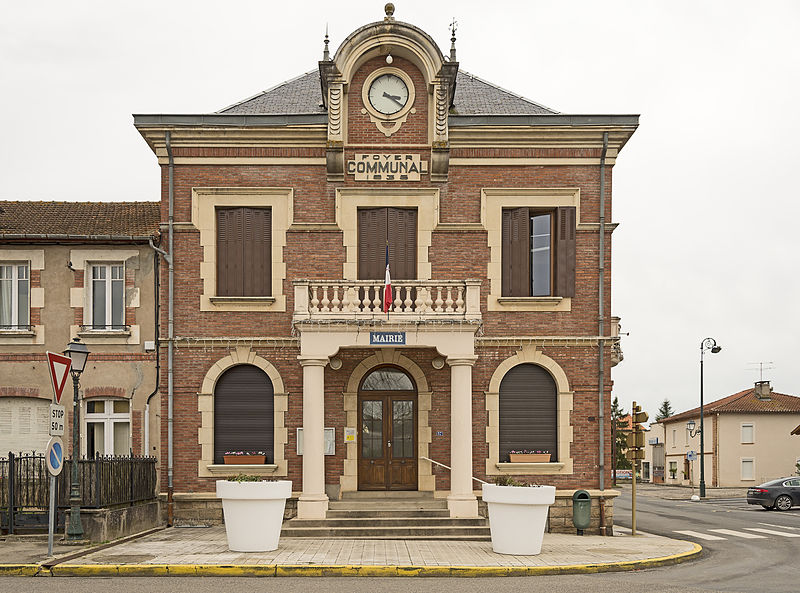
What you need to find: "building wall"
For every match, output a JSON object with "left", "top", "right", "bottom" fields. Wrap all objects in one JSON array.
[
  {"left": 0, "top": 243, "right": 159, "bottom": 458},
  {"left": 662, "top": 415, "right": 715, "bottom": 487}
]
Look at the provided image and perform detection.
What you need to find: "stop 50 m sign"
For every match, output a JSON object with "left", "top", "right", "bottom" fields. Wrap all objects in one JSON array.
[{"left": 49, "top": 404, "right": 65, "bottom": 436}]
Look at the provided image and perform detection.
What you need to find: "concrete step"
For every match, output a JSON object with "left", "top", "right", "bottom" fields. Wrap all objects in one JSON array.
[
  {"left": 286, "top": 517, "right": 488, "bottom": 528},
  {"left": 281, "top": 525, "right": 491, "bottom": 539},
  {"left": 327, "top": 509, "right": 451, "bottom": 518},
  {"left": 339, "top": 491, "right": 435, "bottom": 499}
]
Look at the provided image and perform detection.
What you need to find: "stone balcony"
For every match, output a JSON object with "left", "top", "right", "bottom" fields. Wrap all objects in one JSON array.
[{"left": 293, "top": 279, "right": 482, "bottom": 323}]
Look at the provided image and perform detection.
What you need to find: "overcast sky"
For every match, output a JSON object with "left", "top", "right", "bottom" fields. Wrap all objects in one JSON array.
[{"left": 2, "top": 1, "right": 798, "bottom": 419}]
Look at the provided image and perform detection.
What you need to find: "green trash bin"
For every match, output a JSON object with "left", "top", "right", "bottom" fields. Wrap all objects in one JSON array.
[{"left": 572, "top": 490, "right": 591, "bottom": 535}]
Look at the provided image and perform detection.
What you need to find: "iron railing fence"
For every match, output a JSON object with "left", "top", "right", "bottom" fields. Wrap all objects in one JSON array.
[{"left": 0, "top": 452, "right": 157, "bottom": 534}]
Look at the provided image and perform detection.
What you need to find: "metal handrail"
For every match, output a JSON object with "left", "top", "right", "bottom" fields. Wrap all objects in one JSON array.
[{"left": 420, "top": 456, "right": 489, "bottom": 485}]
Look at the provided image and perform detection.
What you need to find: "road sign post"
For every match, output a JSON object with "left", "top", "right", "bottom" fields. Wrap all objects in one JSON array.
[{"left": 45, "top": 436, "right": 65, "bottom": 556}]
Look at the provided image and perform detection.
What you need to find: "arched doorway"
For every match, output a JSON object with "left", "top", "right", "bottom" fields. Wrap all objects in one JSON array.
[{"left": 358, "top": 365, "right": 417, "bottom": 491}]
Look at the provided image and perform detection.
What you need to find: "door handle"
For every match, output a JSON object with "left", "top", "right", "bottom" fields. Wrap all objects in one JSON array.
[{"left": 387, "top": 441, "right": 392, "bottom": 447}]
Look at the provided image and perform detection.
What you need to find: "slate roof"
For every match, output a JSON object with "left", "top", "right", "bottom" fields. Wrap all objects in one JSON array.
[
  {"left": 0, "top": 201, "right": 161, "bottom": 237},
  {"left": 217, "top": 69, "right": 558, "bottom": 116},
  {"left": 661, "top": 387, "right": 800, "bottom": 423}
]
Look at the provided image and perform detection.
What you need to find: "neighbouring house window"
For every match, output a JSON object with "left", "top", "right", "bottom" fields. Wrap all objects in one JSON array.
[
  {"left": 741, "top": 423, "right": 754, "bottom": 444},
  {"left": 741, "top": 458, "right": 755, "bottom": 480},
  {"left": 0, "top": 263, "right": 29, "bottom": 329},
  {"left": 90, "top": 263, "right": 125, "bottom": 329},
  {"left": 501, "top": 207, "right": 575, "bottom": 297},
  {"left": 685, "top": 428, "right": 690, "bottom": 445},
  {"left": 498, "top": 363, "right": 557, "bottom": 462},
  {"left": 85, "top": 399, "right": 131, "bottom": 456},
  {"left": 669, "top": 460, "right": 678, "bottom": 479},
  {"left": 672, "top": 429, "right": 676, "bottom": 447},
  {"left": 213, "top": 365, "right": 274, "bottom": 464},
  {"left": 642, "top": 461, "right": 651, "bottom": 481},
  {"left": 216, "top": 207, "right": 271, "bottom": 296}
]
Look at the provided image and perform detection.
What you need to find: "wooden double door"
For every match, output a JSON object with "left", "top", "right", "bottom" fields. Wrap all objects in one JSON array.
[{"left": 357, "top": 367, "right": 417, "bottom": 490}]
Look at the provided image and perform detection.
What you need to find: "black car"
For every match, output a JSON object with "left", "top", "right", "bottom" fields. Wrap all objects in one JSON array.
[{"left": 747, "top": 477, "right": 800, "bottom": 511}]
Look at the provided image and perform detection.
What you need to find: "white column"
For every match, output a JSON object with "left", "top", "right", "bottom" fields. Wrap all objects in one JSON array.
[
  {"left": 447, "top": 356, "right": 479, "bottom": 518},
  {"left": 297, "top": 357, "right": 329, "bottom": 519}
]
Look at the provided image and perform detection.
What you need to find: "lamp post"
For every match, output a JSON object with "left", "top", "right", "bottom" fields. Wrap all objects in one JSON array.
[
  {"left": 699, "top": 337, "right": 721, "bottom": 498},
  {"left": 64, "top": 337, "right": 89, "bottom": 540}
]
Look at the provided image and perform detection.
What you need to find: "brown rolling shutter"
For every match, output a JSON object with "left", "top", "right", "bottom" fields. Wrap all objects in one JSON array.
[
  {"left": 213, "top": 365, "right": 274, "bottom": 464},
  {"left": 498, "top": 363, "right": 558, "bottom": 462},
  {"left": 217, "top": 207, "right": 271, "bottom": 296},
  {"left": 501, "top": 207, "right": 530, "bottom": 297},
  {"left": 555, "top": 206, "right": 576, "bottom": 298},
  {"left": 387, "top": 208, "right": 417, "bottom": 280}
]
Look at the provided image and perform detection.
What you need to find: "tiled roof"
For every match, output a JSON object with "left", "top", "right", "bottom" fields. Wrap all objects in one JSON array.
[
  {"left": 0, "top": 201, "right": 161, "bottom": 237},
  {"left": 662, "top": 387, "right": 800, "bottom": 423},
  {"left": 218, "top": 69, "right": 558, "bottom": 116}
]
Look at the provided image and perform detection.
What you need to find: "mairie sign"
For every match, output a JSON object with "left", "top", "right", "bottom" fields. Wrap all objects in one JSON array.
[
  {"left": 370, "top": 331, "right": 406, "bottom": 345},
  {"left": 347, "top": 153, "right": 428, "bottom": 181}
]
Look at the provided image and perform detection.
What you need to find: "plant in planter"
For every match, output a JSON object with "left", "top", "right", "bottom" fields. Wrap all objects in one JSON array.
[
  {"left": 223, "top": 450, "right": 268, "bottom": 465},
  {"left": 216, "top": 474, "right": 292, "bottom": 552},
  {"left": 482, "top": 476, "right": 556, "bottom": 555},
  {"left": 507, "top": 449, "right": 551, "bottom": 463}
]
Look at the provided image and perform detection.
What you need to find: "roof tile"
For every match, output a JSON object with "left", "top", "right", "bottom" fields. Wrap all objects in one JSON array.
[
  {"left": 662, "top": 387, "right": 800, "bottom": 423},
  {"left": 0, "top": 201, "right": 161, "bottom": 237}
]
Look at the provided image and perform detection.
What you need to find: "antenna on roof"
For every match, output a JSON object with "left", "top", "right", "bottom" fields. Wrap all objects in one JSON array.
[
  {"left": 449, "top": 18, "right": 458, "bottom": 61},
  {"left": 322, "top": 24, "right": 330, "bottom": 61},
  {"left": 746, "top": 361, "right": 775, "bottom": 382}
]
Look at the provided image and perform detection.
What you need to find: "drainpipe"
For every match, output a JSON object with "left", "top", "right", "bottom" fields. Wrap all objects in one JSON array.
[
  {"left": 165, "top": 131, "right": 175, "bottom": 526},
  {"left": 598, "top": 131, "right": 608, "bottom": 535},
  {"left": 145, "top": 239, "right": 164, "bottom": 457}
]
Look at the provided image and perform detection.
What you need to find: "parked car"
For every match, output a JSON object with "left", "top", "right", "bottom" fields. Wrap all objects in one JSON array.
[{"left": 746, "top": 477, "right": 800, "bottom": 511}]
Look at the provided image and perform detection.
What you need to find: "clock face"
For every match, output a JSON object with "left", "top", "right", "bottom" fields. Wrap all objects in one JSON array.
[{"left": 368, "top": 73, "right": 409, "bottom": 115}]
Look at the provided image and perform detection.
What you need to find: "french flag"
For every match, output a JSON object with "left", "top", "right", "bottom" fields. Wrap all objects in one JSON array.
[{"left": 383, "top": 243, "right": 392, "bottom": 313}]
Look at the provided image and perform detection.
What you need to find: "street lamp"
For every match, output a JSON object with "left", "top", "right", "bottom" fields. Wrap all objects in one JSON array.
[
  {"left": 687, "top": 419, "right": 700, "bottom": 438},
  {"left": 699, "top": 337, "right": 721, "bottom": 498},
  {"left": 64, "top": 337, "right": 90, "bottom": 540}
]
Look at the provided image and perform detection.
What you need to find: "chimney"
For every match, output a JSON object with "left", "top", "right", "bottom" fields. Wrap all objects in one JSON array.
[{"left": 754, "top": 380, "right": 772, "bottom": 400}]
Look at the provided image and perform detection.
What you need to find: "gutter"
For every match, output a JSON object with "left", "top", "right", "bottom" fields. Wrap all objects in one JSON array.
[
  {"left": 0, "top": 234, "right": 154, "bottom": 243},
  {"left": 166, "top": 131, "right": 175, "bottom": 526},
  {"left": 145, "top": 237, "right": 167, "bottom": 457},
  {"left": 598, "top": 131, "right": 609, "bottom": 535}
]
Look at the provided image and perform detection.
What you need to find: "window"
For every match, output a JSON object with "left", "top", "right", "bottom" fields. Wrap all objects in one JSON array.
[
  {"left": 216, "top": 207, "right": 271, "bottom": 297},
  {"left": 672, "top": 429, "right": 676, "bottom": 447},
  {"left": 741, "top": 423, "right": 754, "bottom": 444},
  {"left": 642, "top": 461, "right": 651, "bottom": 481},
  {"left": 669, "top": 460, "right": 678, "bottom": 479},
  {"left": 685, "top": 428, "right": 690, "bottom": 445},
  {"left": 498, "top": 363, "right": 557, "bottom": 462},
  {"left": 501, "top": 207, "right": 575, "bottom": 297},
  {"left": 85, "top": 399, "right": 130, "bottom": 456},
  {"left": 358, "top": 207, "right": 417, "bottom": 280},
  {"left": 741, "top": 458, "right": 754, "bottom": 480},
  {"left": 214, "top": 365, "right": 274, "bottom": 464},
  {"left": 0, "top": 263, "right": 29, "bottom": 329},
  {"left": 90, "top": 263, "right": 125, "bottom": 329}
]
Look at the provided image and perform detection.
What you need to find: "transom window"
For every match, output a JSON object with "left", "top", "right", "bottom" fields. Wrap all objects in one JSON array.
[
  {"left": 90, "top": 263, "right": 125, "bottom": 329},
  {"left": 86, "top": 399, "right": 130, "bottom": 456},
  {"left": 0, "top": 263, "right": 30, "bottom": 329}
]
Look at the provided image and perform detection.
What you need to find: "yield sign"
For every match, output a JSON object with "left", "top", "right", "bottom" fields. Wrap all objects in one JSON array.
[{"left": 46, "top": 351, "right": 72, "bottom": 404}]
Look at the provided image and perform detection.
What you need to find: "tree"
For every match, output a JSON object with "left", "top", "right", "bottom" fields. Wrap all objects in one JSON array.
[
  {"left": 655, "top": 398, "right": 674, "bottom": 421},
  {"left": 611, "top": 396, "right": 631, "bottom": 470}
]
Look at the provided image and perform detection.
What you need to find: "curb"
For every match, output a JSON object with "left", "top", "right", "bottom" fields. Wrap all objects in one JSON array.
[
  {"left": 38, "top": 543, "right": 702, "bottom": 577},
  {"left": 0, "top": 565, "right": 41, "bottom": 576}
]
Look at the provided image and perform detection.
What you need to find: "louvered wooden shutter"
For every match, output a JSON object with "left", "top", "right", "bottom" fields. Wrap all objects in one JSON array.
[
  {"left": 502, "top": 208, "right": 530, "bottom": 296},
  {"left": 243, "top": 208, "right": 271, "bottom": 296},
  {"left": 213, "top": 365, "right": 274, "bottom": 464},
  {"left": 217, "top": 208, "right": 245, "bottom": 297},
  {"left": 498, "top": 364, "right": 558, "bottom": 462},
  {"left": 555, "top": 206, "right": 576, "bottom": 298},
  {"left": 358, "top": 208, "right": 388, "bottom": 280},
  {"left": 387, "top": 208, "right": 417, "bottom": 280}
]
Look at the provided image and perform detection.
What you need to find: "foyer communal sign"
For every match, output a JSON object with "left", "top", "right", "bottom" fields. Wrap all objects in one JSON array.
[
  {"left": 370, "top": 332, "right": 406, "bottom": 345},
  {"left": 347, "top": 154, "right": 428, "bottom": 181}
]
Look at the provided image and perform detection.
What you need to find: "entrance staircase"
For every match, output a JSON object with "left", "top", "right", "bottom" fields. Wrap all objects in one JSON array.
[{"left": 281, "top": 491, "right": 490, "bottom": 540}]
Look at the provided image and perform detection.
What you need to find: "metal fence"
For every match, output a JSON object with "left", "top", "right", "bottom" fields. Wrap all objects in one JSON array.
[{"left": 0, "top": 452, "right": 158, "bottom": 534}]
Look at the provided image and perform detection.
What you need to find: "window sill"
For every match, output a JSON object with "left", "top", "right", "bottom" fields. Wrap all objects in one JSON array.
[
  {"left": 495, "top": 462, "right": 566, "bottom": 474},
  {"left": 78, "top": 329, "right": 132, "bottom": 338},
  {"left": 497, "top": 296, "right": 564, "bottom": 306},
  {"left": 206, "top": 463, "right": 278, "bottom": 476},
  {"left": 0, "top": 329, "right": 36, "bottom": 337},
  {"left": 209, "top": 296, "right": 276, "bottom": 305}
]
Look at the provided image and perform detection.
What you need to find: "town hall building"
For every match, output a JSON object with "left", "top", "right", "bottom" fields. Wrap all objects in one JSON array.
[{"left": 133, "top": 5, "right": 638, "bottom": 533}]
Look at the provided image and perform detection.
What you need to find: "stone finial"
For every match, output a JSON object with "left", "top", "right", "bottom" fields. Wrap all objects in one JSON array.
[
  {"left": 449, "top": 18, "right": 458, "bottom": 61},
  {"left": 385, "top": 3, "right": 395, "bottom": 21},
  {"left": 323, "top": 24, "right": 330, "bottom": 61}
]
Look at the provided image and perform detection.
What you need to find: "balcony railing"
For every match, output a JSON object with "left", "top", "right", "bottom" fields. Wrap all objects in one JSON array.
[{"left": 294, "top": 279, "right": 481, "bottom": 321}]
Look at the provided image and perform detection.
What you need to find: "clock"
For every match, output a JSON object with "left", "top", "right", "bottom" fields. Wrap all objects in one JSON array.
[{"left": 367, "top": 73, "right": 409, "bottom": 115}]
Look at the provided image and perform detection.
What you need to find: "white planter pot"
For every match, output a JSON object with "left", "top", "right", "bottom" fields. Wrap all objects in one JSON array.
[
  {"left": 482, "top": 483, "right": 556, "bottom": 555},
  {"left": 216, "top": 480, "right": 292, "bottom": 552}
]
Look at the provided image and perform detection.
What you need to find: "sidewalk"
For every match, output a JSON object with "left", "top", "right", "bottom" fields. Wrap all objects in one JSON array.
[
  {"left": 1, "top": 524, "right": 700, "bottom": 577},
  {"left": 615, "top": 482, "right": 749, "bottom": 501}
]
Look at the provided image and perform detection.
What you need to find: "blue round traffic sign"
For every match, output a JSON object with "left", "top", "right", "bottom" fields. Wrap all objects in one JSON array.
[{"left": 46, "top": 436, "right": 65, "bottom": 476}]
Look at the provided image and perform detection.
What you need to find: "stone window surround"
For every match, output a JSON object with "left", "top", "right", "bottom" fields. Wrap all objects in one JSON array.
[
  {"left": 69, "top": 249, "right": 141, "bottom": 346},
  {"left": 339, "top": 349, "right": 434, "bottom": 494},
  {"left": 191, "top": 187, "right": 292, "bottom": 312},
  {"left": 485, "top": 345, "right": 574, "bottom": 476},
  {"left": 0, "top": 249, "right": 45, "bottom": 345},
  {"left": 741, "top": 422, "right": 755, "bottom": 444},
  {"left": 197, "top": 347, "right": 288, "bottom": 478},
  {"left": 740, "top": 457, "right": 755, "bottom": 481},
  {"left": 481, "top": 188, "right": 580, "bottom": 312},
  {"left": 336, "top": 187, "right": 438, "bottom": 281}
]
